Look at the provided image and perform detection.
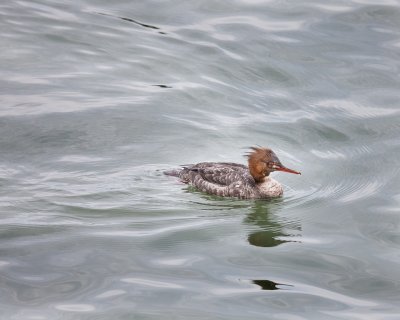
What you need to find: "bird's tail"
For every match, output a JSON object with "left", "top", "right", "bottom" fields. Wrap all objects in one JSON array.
[
  {"left": 164, "top": 164, "right": 195, "bottom": 178},
  {"left": 163, "top": 169, "right": 182, "bottom": 177}
]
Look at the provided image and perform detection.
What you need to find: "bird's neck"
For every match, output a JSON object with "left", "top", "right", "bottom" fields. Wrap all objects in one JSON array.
[{"left": 248, "top": 161, "right": 269, "bottom": 183}]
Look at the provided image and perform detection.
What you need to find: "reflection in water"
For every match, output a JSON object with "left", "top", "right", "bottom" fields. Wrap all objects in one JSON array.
[
  {"left": 245, "top": 201, "right": 301, "bottom": 247},
  {"left": 252, "top": 279, "right": 293, "bottom": 291},
  {"left": 190, "top": 192, "right": 301, "bottom": 248}
]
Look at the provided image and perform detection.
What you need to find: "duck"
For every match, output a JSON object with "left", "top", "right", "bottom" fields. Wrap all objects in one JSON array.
[{"left": 165, "top": 147, "right": 300, "bottom": 199}]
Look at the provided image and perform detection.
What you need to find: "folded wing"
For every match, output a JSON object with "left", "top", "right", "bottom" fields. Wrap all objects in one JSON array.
[{"left": 179, "top": 162, "right": 256, "bottom": 198}]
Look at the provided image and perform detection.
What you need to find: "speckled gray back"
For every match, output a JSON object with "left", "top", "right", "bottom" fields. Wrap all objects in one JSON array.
[{"left": 166, "top": 162, "right": 283, "bottom": 199}]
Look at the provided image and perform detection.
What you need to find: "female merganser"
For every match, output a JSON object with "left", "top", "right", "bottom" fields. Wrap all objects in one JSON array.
[{"left": 165, "top": 147, "right": 301, "bottom": 199}]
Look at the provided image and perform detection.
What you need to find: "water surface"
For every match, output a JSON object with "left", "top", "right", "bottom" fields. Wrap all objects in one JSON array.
[{"left": 1, "top": 0, "right": 400, "bottom": 319}]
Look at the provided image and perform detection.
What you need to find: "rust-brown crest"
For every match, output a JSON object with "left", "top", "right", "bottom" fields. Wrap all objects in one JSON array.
[{"left": 245, "top": 146, "right": 301, "bottom": 180}]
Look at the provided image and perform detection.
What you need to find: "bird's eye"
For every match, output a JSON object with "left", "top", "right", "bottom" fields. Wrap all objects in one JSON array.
[
  {"left": 267, "top": 162, "right": 275, "bottom": 168},
  {"left": 268, "top": 162, "right": 280, "bottom": 169}
]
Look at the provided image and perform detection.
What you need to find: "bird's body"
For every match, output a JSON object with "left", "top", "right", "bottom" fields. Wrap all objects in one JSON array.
[{"left": 165, "top": 147, "right": 300, "bottom": 199}]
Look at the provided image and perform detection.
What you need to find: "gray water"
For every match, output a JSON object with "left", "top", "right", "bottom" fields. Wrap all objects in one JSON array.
[{"left": 1, "top": 0, "right": 400, "bottom": 319}]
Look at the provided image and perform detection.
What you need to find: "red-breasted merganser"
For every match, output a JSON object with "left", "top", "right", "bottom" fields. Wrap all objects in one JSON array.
[{"left": 165, "top": 147, "right": 301, "bottom": 199}]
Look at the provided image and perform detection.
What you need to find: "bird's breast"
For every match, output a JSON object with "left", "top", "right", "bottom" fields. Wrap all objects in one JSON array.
[{"left": 257, "top": 177, "right": 284, "bottom": 197}]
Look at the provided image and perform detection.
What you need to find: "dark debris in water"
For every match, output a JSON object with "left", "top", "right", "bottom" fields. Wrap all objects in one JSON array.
[
  {"left": 94, "top": 12, "right": 167, "bottom": 34},
  {"left": 252, "top": 279, "right": 293, "bottom": 291},
  {"left": 152, "top": 84, "right": 172, "bottom": 89},
  {"left": 120, "top": 17, "right": 159, "bottom": 30}
]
